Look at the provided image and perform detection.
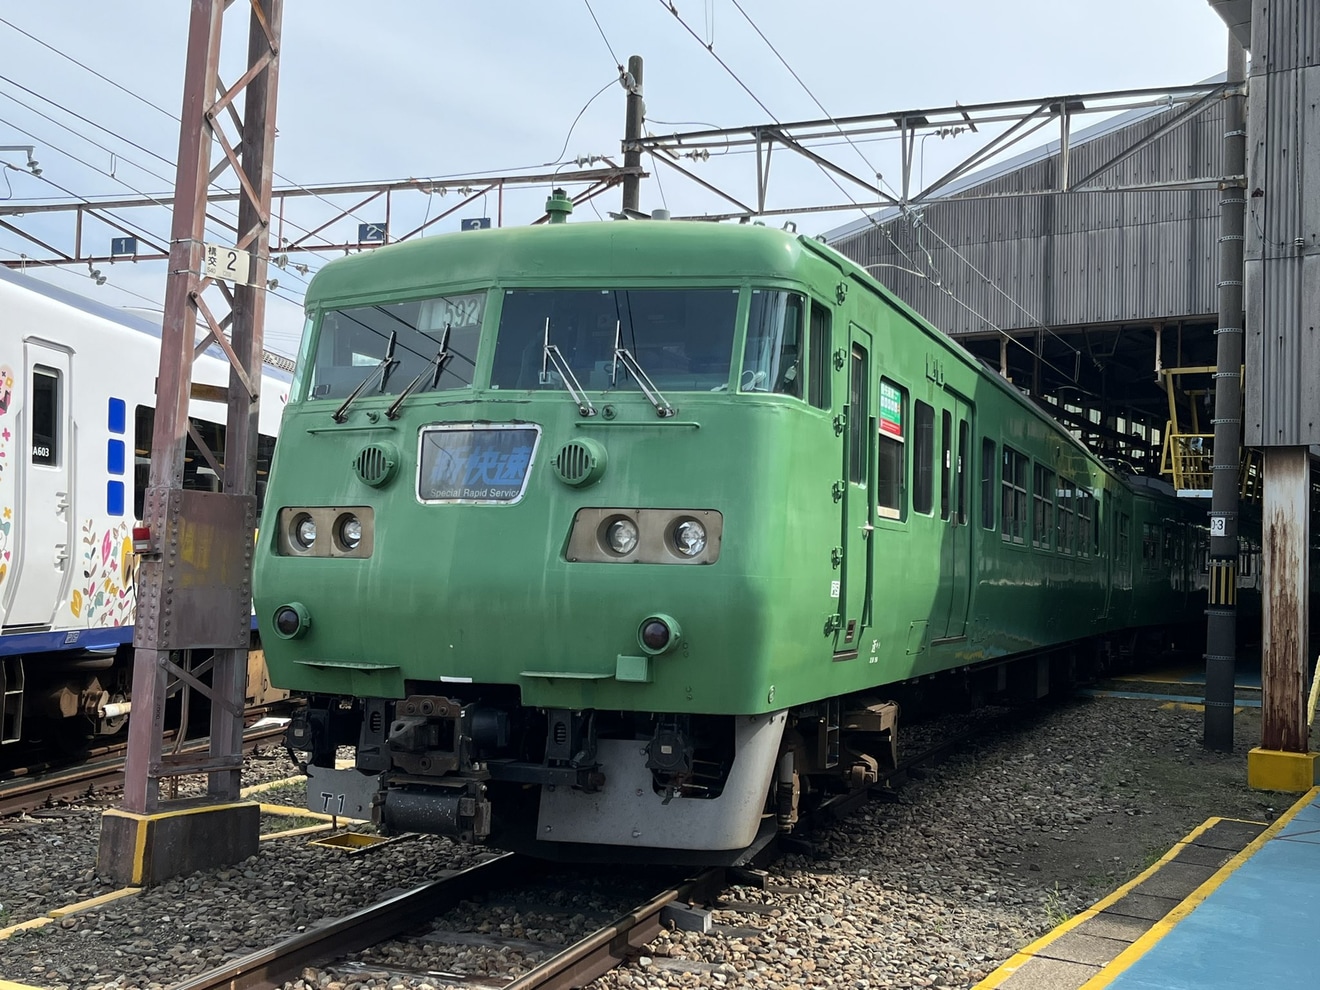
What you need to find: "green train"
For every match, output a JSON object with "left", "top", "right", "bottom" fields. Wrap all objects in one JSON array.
[{"left": 253, "top": 200, "right": 1204, "bottom": 860}]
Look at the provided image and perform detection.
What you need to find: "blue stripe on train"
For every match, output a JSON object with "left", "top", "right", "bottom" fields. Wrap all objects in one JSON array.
[{"left": 0, "top": 616, "right": 261, "bottom": 657}]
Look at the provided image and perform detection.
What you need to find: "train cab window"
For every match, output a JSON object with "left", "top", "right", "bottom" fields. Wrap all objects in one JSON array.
[
  {"left": 847, "top": 345, "right": 868, "bottom": 485},
  {"left": 939, "top": 410, "right": 952, "bottom": 521},
  {"left": 313, "top": 290, "right": 485, "bottom": 399},
  {"left": 31, "top": 366, "right": 59, "bottom": 466},
  {"left": 492, "top": 288, "right": 738, "bottom": 393},
  {"left": 808, "top": 302, "right": 831, "bottom": 410},
  {"left": 980, "top": 438, "right": 996, "bottom": 529},
  {"left": 913, "top": 401, "right": 935, "bottom": 514},
  {"left": 1056, "top": 481, "right": 1075, "bottom": 555},
  {"left": 1032, "top": 464, "right": 1055, "bottom": 550},
  {"left": 743, "top": 291, "right": 805, "bottom": 397},
  {"left": 1001, "top": 446, "right": 1027, "bottom": 543},
  {"left": 877, "top": 379, "right": 905, "bottom": 519}
]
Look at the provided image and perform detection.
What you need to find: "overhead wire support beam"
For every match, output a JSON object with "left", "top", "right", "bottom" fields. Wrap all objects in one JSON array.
[
  {"left": 640, "top": 82, "right": 1234, "bottom": 220},
  {"left": 0, "top": 166, "right": 641, "bottom": 269}
]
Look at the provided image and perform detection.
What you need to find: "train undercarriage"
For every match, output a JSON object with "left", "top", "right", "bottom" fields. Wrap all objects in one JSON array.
[{"left": 287, "top": 637, "right": 1159, "bottom": 861}]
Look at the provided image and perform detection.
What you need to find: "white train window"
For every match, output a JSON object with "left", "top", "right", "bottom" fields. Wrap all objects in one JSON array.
[{"left": 31, "top": 366, "right": 59, "bottom": 466}]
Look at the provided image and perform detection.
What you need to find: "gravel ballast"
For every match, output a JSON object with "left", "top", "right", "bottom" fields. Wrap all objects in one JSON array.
[{"left": 0, "top": 697, "right": 1291, "bottom": 990}]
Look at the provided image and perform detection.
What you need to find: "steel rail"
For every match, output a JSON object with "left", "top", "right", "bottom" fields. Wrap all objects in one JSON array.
[
  {"left": 0, "top": 724, "right": 287, "bottom": 816},
  {"left": 170, "top": 853, "right": 530, "bottom": 990},
  {"left": 506, "top": 867, "right": 726, "bottom": 990}
]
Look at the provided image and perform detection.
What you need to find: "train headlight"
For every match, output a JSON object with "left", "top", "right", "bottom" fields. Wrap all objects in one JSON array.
[
  {"left": 336, "top": 513, "right": 362, "bottom": 551},
  {"left": 671, "top": 518, "right": 707, "bottom": 557},
  {"left": 604, "top": 516, "right": 639, "bottom": 556},
  {"left": 273, "top": 602, "right": 311, "bottom": 639},
  {"left": 638, "top": 613, "right": 682, "bottom": 655},
  {"left": 292, "top": 513, "right": 317, "bottom": 550}
]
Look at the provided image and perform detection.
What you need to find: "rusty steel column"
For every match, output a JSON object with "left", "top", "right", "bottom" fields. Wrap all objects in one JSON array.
[
  {"left": 122, "top": 0, "right": 224, "bottom": 814},
  {"left": 103, "top": 0, "right": 283, "bottom": 886},
  {"left": 210, "top": 0, "right": 283, "bottom": 802},
  {"left": 1260, "top": 447, "right": 1310, "bottom": 752}
]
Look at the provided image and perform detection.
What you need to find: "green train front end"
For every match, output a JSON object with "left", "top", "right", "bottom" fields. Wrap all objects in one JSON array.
[{"left": 254, "top": 218, "right": 1201, "bottom": 858}]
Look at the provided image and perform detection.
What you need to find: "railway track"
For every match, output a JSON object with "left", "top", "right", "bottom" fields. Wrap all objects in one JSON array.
[
  {"left": 0, "top": 723, "right": 288, "bottom": 816},
  {"left": 172, "top": 852, "right": 727, "bottom": 990}
]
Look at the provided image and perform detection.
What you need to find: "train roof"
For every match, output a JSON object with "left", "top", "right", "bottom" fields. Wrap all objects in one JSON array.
[
  {"left": 0, "top": 262, "right": 165, "bottom": 337},
  {"left": 304, "top": 220, "right": 816, "bottom": 308},
  {"left": 0, "top": 264, "right": 292, "bottom": 383}
]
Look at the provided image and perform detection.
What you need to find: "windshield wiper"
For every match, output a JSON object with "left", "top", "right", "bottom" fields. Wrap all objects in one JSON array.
[
  {"left": 386, "top": 325, "right": 453, "bottom": 420},
  {"left": 611, "top": 320, "right": 676, "bottom": 418},
  {"left": 540, "top": 317, "right": 597, "bottom": 417},
  {"left": 332, "top": 330, "right": 399, "bottom": 422}
]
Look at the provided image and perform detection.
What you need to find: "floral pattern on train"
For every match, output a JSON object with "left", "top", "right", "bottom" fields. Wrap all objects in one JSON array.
[
  {"left": 71, "top": 519, "right": 137, "bottom": 626},
  {"left": 0, "top": 363, "right": 13, "bottom": 590}
]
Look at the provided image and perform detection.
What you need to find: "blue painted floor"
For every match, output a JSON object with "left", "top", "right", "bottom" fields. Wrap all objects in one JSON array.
[{"left": 1107, "top": 792, "right": 1320, "bottom": 989}]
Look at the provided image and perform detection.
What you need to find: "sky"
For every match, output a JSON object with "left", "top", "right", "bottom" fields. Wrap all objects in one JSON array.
[{"left": 0, "top": 1, "right": 1230, "bottom": 356}]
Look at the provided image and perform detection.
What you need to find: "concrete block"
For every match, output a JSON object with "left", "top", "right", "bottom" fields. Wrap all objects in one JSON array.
[
  {"left": 98, "top": 801, "right": 260, "bottom": 887},
  {"left": 1247, "top": 748, "right": 1319, "bottom": 793}
]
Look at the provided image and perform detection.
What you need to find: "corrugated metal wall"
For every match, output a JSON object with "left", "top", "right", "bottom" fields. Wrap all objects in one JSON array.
[
  {"left": 828, "top": 100, "right": 1227, "bottom": 336},
  {"left": 1243, "top": 0, "right": 1320, "bottom": 447}
]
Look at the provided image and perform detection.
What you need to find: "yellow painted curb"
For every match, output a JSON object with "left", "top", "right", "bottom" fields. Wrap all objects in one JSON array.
[
  {"left": 972, "top": 813, "right": 1271, "bottom": 989},
  {"left": 0, "top": 916, "right": 55, "bottom": 942},
  {"left": 240, "top": 774, "right": 307, "bottom": 798},
  {"left": 257, "top": 802, "right": 365, "bottom": 824},
  {"left": 1075, "top": 786, "right": 1319, "bottom": 989},
  {"left": 261, "top": 822, "right": 337, "bottom": 842}
]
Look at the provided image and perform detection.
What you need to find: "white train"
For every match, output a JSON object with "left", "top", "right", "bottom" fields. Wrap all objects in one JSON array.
[{"left": 0, "top": 265, "right": 289, "bottom": 749}]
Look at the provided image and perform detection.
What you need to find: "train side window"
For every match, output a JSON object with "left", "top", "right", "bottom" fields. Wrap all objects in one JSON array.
[
  {"left": 876, "top": 379, "right": 905, "bottom": 520},
  {"left": 939, "top": 410, "right": 952, "bottom": 521},
  {"left": 847, "top": 344, "right": 867, "bottom": 485},
  {"left": 1056, "top": 480, "right": 1074, "bottom": 555},
  {"left": 1076, "top": 490, "right": 1093, "bottom": 558},
  {"left": 134, "top": 404, "right": 277, "bottom": 518},
  {"left": 980, "top": 438, "right": 996, "bottom": 529},
  {"left": 912, "top": 401, "right": 934, "bottom": 514},
  {"left": 1117, "top": 512, "right": 1131, "bottom": 569},
  {"left": 808, "top": 302, "right": 831, "bottom": 410},
  {"left": 31, "top": 366, "right": 59, "bottom": 466},
  {"left": 1032, "top": 463, "right": 1054, "bottom": 550},
  {"left": 1001, "top": 446, "right": 1027, "bottom": 543},
  {"left": 1142, "top": 523, "right": 1160, "bottom": 572},
  {"left": 956, "top": 419, "right": 969, "bottom": 526}
]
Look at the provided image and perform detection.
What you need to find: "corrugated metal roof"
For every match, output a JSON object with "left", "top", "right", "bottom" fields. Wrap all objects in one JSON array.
[{"left": 824, "top": 85, "right": 1230, "bottom": 334}]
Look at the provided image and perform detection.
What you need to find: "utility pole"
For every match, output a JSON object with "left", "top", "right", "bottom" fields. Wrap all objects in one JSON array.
[
  {"left": 1203, "top": 35, "right": 1247, "bottom": 753},
  {"left": 98, "top": 0, "right": 283, "bottom": 886},
  {"left": 622, "top": 55, "right": 644, "bottom": 214}
]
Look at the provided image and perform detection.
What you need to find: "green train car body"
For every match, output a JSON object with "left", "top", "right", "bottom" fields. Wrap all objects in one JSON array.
[{"left": 254, "top": 220, "right": 1204, "bottom": 858}]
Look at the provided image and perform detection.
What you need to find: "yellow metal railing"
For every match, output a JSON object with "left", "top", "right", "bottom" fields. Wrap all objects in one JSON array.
[
  {"left": 1158, "top": 428, "right": 1261, "bottom": 499},
  {"left": 1160, "top": 431, "right": 1214, "bottom": 491}
]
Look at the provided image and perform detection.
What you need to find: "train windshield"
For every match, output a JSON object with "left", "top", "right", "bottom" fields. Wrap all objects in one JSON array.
[
  {"left": 490, "top": 288, "right": 739, "bottom": 392},
  {"left": 306, "top": 291, "right": 485, "bottom": 400}
]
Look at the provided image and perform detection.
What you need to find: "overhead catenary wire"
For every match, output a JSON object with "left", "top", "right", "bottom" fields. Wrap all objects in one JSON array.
[{"left": 708, "top": 0, "right": 1083, "bottom": 375}]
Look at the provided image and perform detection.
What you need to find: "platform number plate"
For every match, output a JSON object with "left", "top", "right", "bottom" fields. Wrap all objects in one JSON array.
[{"left": 1210, "top": 516, "right": 1227, "bottom": 537}]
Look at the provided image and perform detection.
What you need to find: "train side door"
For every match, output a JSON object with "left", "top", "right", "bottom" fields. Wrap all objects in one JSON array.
[
  {"left": 3, "top": 341, "right": 73, "bottom": 628},
  {"left": 834, "top": 324, "right": 873, "bottom": 656},
  {"left": 934, "top": 394, "right": 973, "bottom": 640}
]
